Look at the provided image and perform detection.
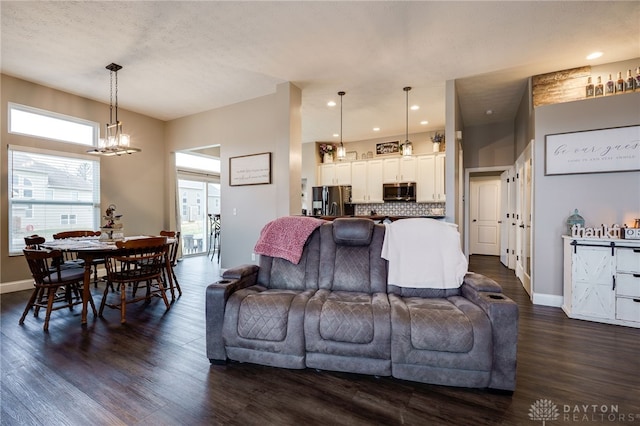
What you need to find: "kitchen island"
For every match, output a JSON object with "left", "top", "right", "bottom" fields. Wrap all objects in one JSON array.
[{"left": 311, "top": 215, "right": 445, "bottom": 222}]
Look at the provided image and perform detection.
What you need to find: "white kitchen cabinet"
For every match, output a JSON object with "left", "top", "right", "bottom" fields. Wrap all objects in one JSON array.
[
  {"left": 434, "top": 153, "right": 445, "bottom": 201},
  {"left": 416, "top": 153, "right": 445, "bottom": 202},
  {"left": 382, "top": 157, "right": 417, "bottom": 183},
  {"left": 351, "top": 159, "right": 383, "bottom": 203},
  {"left": 319, "top": 162, "right": 351, "bottom": 186},
  {"left": 562, "top": 236, "right": 640, "bottom": 328}
]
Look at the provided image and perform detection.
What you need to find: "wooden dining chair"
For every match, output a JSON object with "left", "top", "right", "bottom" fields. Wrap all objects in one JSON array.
[
  {"left": 99, "top": 237, "right": 170, "bottom": 324},
  {"left": 52, "top": 230, "right": 105, "bottom": 286},
  {"left": 159, "top": 230, "right": 182, "bottom": 300},
  {"left": 24, "top": 234, "right": 46, "bottom": 249},
  {"left": 25, "top": 235, "right": 82, "bottom": 271},
  {"left": 20, "top": 248, "right": 97, "bottom": 331}
]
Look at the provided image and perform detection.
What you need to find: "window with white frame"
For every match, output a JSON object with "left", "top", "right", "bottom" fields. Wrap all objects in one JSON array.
[
  {"left": 8, "top": 103, "right": 98, "bottom": 146},
  {"left": 8, "top": 146, "right": 100, "bottom": 254}
]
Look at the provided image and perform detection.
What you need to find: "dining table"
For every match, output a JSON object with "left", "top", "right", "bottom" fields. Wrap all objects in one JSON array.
[{"left": 41, "top": 236, "right": 177, "bottom": 325}]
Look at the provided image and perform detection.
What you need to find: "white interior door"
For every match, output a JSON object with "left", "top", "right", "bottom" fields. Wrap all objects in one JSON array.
[
  {"left": 500, "top": 170, "right": 510, "bottom": 266},
  {"left": 515, "top": 142, "right": 532, "bottom": 296},
  {"left": 515, "top": 160, "right": 525, "bottom": 285},
  {"left": 470, "top": 176, "right": 501, "bottom": 256},
  {"left": 507, "top": 167, "right": 517, "bottom": 270}
]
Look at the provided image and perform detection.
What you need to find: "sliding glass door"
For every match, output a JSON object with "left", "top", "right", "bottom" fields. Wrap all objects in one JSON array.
[
  {"left": 177, "top": 178, "right": 220, "bottom": 256},
  {"left": 176, "top": 151, "right": 221, "bottom": 257}
]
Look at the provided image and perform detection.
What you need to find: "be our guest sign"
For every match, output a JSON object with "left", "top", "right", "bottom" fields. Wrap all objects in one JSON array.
[
  {"left": 545, "top": 125, "right": 640, "bottom": 175},
  {"left": 229, "top": 152, "right": 272, "bottom": 186}
]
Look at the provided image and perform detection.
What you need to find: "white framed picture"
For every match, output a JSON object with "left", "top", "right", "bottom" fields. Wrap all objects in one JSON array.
[
  {"left": 229, "top": 152, "right": 272, "bottom": 186},
  {"left": 545, "top": 125, "right": 640, "bottom": 175}
]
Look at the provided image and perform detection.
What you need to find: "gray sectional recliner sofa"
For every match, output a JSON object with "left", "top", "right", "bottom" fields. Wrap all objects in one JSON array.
[{"left": 205, "top": 218, "right": 518, "bottom": 392}]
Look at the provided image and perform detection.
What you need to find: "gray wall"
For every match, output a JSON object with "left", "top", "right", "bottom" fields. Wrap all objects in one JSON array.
[
  {"left": 533, "top": 92, "right": 640, "bottom": 300},
  {"left": 463, "top": 121, "right": 516, "bottom": 169},
  {"left": 165, "top": 82, "right": 302, "bottom": 269},
  {"left": 514, "top": 78, "right": 534, "bottom": 158}
]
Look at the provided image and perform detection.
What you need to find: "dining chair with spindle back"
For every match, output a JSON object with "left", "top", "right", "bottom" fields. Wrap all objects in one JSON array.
[
  {"left": 99, "top": 237, "right": 170, "bottom": 324},
  {"left": 160, "top": 230, "right": 182, "bottom": 300},
  {"left": 24, "top": 234, "right": 46, "bottom": 249},
  {"left": 53, "top": 230, "right": 105, "bottom": 286},
  {"left": 25, "top": 234, "right": 83, "bottom": 271},
  {"left": 20, "top": 248, "right": 97, "bottom": 331}
]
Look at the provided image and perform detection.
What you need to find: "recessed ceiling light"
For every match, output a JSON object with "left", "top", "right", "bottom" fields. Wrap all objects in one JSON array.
[
  {"left": 420, "top": 120, "right": 429, "bottom": 125},
  {"left": 410, "top": 105, "right": 420, "bottom": 111},
  {"left": 333, "top": 133, "right": 339, "bottom": 138},
  {"left": 586, "top": 51, "right": 603, "bottom": 60},
  {"left": 373, "top": 127, "right": 380, "bottom": 132},
  {"left": 486, "top": 109, "right": 493, "bottom": 115},
  {"left": 327, "top": 101, "right": 336, "bottom": 107}
]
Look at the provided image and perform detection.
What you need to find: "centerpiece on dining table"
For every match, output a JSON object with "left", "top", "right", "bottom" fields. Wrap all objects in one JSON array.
[{"left": 100, "top": 204, "right": 124, "bottom": 241}]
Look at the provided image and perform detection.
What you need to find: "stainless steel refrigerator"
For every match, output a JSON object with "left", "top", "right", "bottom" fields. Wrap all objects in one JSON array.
[{"left": 311, "top": 185, "right": 353, "bottom": 216}]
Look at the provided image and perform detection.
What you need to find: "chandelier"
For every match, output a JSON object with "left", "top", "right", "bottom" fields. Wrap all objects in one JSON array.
[
  {"left": 336, "top": 91, "right": 346, "bottom": 160},
  {"left": 402, "top": 86, "right": 413, "bottom": 156},
  {"left": 88, "top": 63, "right": 141, "bottom": 156}
]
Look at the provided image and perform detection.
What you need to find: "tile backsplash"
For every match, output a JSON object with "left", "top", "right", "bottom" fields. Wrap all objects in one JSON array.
[{"left": 355, "top": 202, "right": 445, "bottom": 216}]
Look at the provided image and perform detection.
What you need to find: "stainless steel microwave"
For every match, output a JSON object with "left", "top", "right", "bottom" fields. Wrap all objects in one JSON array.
[{"left": 383, "top": 182, "right": 416, "bottom": 202}]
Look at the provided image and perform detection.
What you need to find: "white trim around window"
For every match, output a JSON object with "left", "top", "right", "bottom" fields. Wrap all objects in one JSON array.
[{"left": 8, "top": 102, "right": 99, "bottom": 146}]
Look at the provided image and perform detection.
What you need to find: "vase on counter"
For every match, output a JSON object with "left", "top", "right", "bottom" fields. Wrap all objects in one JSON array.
[
  {"left": 566, "top": 209, "right": 585, "bottom": 235},
  {"left": 432, "top": 142, "right": 440, "bottom": 152},
  {"left": 323, "top": 153, "right": 334, "bottom": 163}
]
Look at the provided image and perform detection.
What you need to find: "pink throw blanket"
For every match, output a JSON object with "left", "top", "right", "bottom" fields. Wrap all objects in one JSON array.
[{"left": 254, "top": 216, "right": 326, "bottom": 264}]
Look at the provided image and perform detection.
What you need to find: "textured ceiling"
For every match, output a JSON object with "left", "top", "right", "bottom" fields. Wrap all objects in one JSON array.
[{"left": 1, "top": 1, "right": 639, "bottom": 144}]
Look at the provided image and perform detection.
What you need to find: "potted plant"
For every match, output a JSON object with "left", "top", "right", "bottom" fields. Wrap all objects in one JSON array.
[
  {"left": 431, "top": 132, "right": 445, "bottom": 152},
  {"left": 319, "top": 143, "right": 336, "bottom": 163}
]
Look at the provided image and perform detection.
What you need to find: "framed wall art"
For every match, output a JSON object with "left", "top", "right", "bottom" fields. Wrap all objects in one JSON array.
[
  {"left": 229, "top": 152, "right": 272, "bottom": 186},
  {"left": 376, "top": 141, "right": 400, "bottom": 155},
  {"left": 545, "top": 125, "right": 640, "bottom": 175}
]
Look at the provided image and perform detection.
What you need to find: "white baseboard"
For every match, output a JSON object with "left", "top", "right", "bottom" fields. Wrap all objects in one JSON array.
[
  {"left": 0, "top": 279, "right": 33, "bottom": 294},
  {"left": 0, "top": 266, "right": 109, "bottom": 295},
  {"left": 532, "top": 293, "right": 563, "bottom": 307}
]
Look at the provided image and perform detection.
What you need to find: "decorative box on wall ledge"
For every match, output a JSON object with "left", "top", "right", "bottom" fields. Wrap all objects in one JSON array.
[
  {"left": 623, "top": 227, "right": 640, "bottom": 240},
  {"left": 533, "top": 65, "right": 639, "bottom": 108}
]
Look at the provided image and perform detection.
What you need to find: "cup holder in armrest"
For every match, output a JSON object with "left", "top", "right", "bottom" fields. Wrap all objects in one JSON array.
[
  {"left": 217, "top": 279, "right": 232, "bottom": 284},
  {"left": 488, "top": 294, "right": 505, "bottom": 300}
]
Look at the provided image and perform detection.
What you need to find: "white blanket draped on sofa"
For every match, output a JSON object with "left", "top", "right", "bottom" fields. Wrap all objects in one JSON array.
[{"left": 381, "top": 218, "right": 468, "bottom": 289}]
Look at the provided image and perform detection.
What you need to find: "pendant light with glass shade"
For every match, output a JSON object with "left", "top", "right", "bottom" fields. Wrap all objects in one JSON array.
[
  {"left": 336, "top": 91, "right": 346, "bottom": 160},
  {"left": 87, "top": 63, "right": 141, "bottom": 156},
  {"left": 402, "top": 86, "right": 413, "bottom": 156}
]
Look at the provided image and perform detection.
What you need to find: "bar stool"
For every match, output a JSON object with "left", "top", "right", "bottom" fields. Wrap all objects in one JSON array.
[{"left": 209, "top": 214, "right": 221, "bottom": 262}]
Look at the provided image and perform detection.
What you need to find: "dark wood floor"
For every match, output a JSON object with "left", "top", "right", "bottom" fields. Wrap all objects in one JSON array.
[{"left": 2, "top": 255, "right": 640, "bottom": 425}]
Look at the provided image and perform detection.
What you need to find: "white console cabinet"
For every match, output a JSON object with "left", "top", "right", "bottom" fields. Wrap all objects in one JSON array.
[{"left": 563, "top": 236, "right": 640, "bottom": 328}]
